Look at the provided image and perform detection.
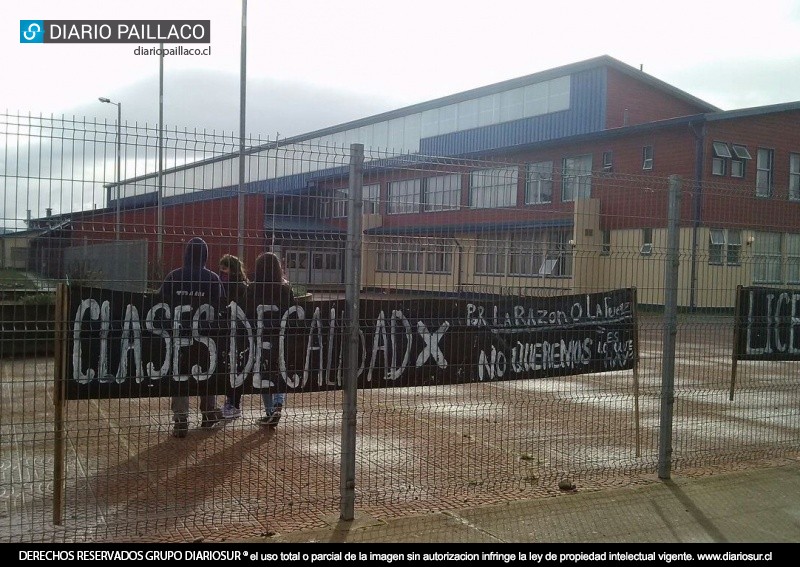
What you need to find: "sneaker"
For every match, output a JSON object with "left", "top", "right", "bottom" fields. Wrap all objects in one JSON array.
[
  {"left": 259, "top": 405, "right": 282, "bottom": 427},
  {"left": 201, "top": 409, "right": 223, "bottom": 429},
  {"left": 222, "top": 402, "right": 241, "bottom": 420},
  {"left": 172, "top": 419, "right": 188, "bottom": 438}
]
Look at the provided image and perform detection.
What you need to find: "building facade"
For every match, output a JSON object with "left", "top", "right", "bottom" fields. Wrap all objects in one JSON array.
[{"left": 51, "top": 55, "right": 800, "bottom": 308}]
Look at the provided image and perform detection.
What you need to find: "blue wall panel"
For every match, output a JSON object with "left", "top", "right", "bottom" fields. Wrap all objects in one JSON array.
[{"left": 420, "top": 68, "right": 607, "bottom": 156}]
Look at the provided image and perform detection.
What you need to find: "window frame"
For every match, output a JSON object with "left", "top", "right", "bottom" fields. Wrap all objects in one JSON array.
[
  {"left": 469, "top": 166, "right": 518, "bottom": 209},
  {"left": 363, "top": 183, "right": 381, "bottom": 215},
  {"left": 709, "top": 228, "right": 725, "bottom": 265},
  {"left": 790, "top": 153, "right": 800, "bottom": 201},
  {"left": 387, "top": 178, "right": 422, "bottom": 215},
  {"left": 525, "top": 161, "right": 553, "bottom": 205},
  {"left": 642, "top": 145, "right": 654, "bottom": 170},
  {"left": 600, "top": 229, "right": 611, "bottom": 256},
  {"left": 602, "top": 151, "right": 613, "bottom": 172},
  {"left": 423, "top": 174, "right": 461, "bottom": 212},
  {"left": 727, "top": 230, "right": 742, "bottom": 266},
  {"left": 787, "top": 233, "right": 800, "bottom": 284},
  {"left": 475, "top": 234, "right": 507, "bottom": 275},
  {"left": 753, "top": 231, "right": 782, "bottom": 283},
  {"left": 561, "top": 155, "right": 592, "bottom": 202},
  {"left": 756, "top": 148, "right": 774, "bottom": 197},
  {"left": 640, "top": 227, "right": 653, "bottom": 256}
]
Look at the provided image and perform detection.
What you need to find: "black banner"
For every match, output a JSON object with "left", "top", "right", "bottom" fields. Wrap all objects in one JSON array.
[
  {"left": 65, "top": 286, "right": 636, "bottom": 400},
  {"left": 734, "top": 286, "right": 800, "bottom": 361}
]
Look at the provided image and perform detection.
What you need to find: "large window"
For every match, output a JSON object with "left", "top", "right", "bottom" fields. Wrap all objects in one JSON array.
[
  {"left": 425, "top": 240, "right": 453, "bottom": 274},
  {"left": 327, "top": 183, "right": 380, "bottom": 217},
  {"left": 469, "top": 167, "right": 518, "bottom": 209},
  {"left": 712, "top": 142, "right": 750, "bottom": 178},
  {"left": 376, "top": 238, "right": 423, "bottom": 273},
  {"left": 561, "top": 155, "right": 592, "bottom": 201},
  {"left": 376, "top": 238, "right": 452, "bottom": 274},
  {"left": 753, "top": 232, "right": 782, "bottom": 283},
  {"left": 709, "top": 228, "right": 741, "bottom": 265},
  {"left": 475, "top": 234, "right": 507, "bottom": 275},
  {"left": 756, "top": 148, "right": 774, "bottom": 197},
  {"left": 387, "top": 179, "right": 421, "bottom": 214},
  {"left": 423, "top": 174, "right": 461, "bottom": 212},
  {"left": 482, "top": 230, "right": 573, "bottom": 277},
  {"left": 790, "top": 153, "right": 800, "bottom": 201},
  {"left": 525, "top": 161, "right": 553, "bottom": 204}
]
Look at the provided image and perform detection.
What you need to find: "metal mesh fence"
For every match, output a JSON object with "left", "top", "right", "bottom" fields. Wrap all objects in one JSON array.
[{"left": 1, "top": 112, "right": 798, "bottom": 542}]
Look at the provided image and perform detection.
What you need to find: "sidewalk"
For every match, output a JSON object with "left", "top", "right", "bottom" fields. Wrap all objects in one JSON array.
[{"left": 249, "top": 461, "right": 800, "bottom": 543}]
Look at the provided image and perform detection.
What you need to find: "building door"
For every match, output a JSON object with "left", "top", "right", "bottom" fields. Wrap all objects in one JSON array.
[{"left": 285, "top": 250, "right": 309, "bottom": 284}]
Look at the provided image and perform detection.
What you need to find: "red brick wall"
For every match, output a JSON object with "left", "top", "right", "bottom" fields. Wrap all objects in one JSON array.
[{"left": 605, "top": 67, "right": 710, "bottom": 128}]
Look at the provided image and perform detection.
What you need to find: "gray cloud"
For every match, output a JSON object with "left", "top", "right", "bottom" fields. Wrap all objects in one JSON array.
[
  {"left": 90, "top": 69, "right": 403, "bottom": 137},
  {"left": 666, "top": 59, "right": 800, "bottom": 111}
]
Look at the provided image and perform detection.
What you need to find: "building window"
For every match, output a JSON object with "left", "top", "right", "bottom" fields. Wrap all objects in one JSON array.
[
  {"left": 469, "top": 166, "right": 518, "bottom": 209},
  {"left": 525, "top": 161, "right": 553, "bottom": 204},
  {"left": 727, "top": 230, "right": 742, "bottom": 265},
  {"left": 640, "top": 227, "right": 653, "bottom": 255},
  {"left": 387, "top": 179, "right": 421, "bottom": 214},
  {"left": 376, "top": 249, "right": 397, "bottom": 272},
  {"left": 376, "top": 238, "right": 423, "bottom": 273},
  {"left": 642, "top": 146, "right": 654, "bottom": 170},
  {"left": 561, "top": 155, "right": 592, "bottom": 202},
  {"left": 756, "top": 148, "right": 774, "bottom": 197},
  {"left": 600, "top": 229, "right": 611, "bottom": 256},
  {"left": 753, "top": 232, "right": 782, "bottom": 283},
  {"left": 730, "top": 144, "right": 751, "bottom": 178},
  {"left": 423, "top": 174, "right": 461, "bottom": 212},
  {"left": 332, "top": 189, "right": 348, "bottom": 218},
  {"left": 425, "top": 241, "right": 453, "bottom": 274},
  {"left": 332, "top": 184, "right": 381, "bottom": 216},
  {"left": 475, "top": 234, "right": 507, "bottom": 275},
  {"left": 709, "top": 229, "right": 741, "bottom": 265},
  {"left": 787, "top": 234, "right": 800, "bottom": 284},
  {"left": 711, "top": 141, "right": 730, "bottom": 176},
  {"left": 602, "top": 151, "right": 613, "bottom": 172},
  {"left": 364, "top": 184, "right": 380, "bottom": 214},
  {"left": 504, "top": 230, "right": 573, "bottom": 277},
  {"left": 790, "top": 153, "right": 800, "bottom": 201},
  {"left": 709, "top": 229, "right": 724, "bottom": 264}
]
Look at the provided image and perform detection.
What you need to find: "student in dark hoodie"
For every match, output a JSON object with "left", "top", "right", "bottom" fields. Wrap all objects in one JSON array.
[{"left": 158, "top": 237, "right": 226, "bottom": 438}]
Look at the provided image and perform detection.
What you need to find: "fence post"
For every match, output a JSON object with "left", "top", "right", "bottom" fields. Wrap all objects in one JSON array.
[
  {"left": 341, "top": 143, "right": 364, "bottom": 520},
  {"left": 658, "top": 174, "right": 681, "bottom": 479}
]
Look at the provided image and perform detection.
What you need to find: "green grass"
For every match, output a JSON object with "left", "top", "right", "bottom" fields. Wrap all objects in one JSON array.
[{"left": 0, "top": 268, "right": 35, "bottom": 289}]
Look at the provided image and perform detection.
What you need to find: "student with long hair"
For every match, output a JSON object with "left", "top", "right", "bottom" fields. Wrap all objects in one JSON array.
[
  {"left": 219, "top": 254, "right": 250, "bottom": 419},
  {"left": 247, "top": 251, "right": 296, "bottom": 426}
]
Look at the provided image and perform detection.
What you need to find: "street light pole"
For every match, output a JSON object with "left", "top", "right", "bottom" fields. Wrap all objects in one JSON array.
[{"left": 99, "top": 97, "right": 122, "bottom": 240}]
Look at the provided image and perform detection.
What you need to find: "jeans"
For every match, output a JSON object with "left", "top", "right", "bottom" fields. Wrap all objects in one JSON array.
[
  {"left": 171, "top": 395, "right": 219, "bottom": 421},
  {"left": 261, "top": 391, "right": 286, "bottom": 415}
]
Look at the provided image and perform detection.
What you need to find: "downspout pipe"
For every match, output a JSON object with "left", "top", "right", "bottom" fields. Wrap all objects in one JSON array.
[{"left": 688, "top": 120, "right": 705, "bottom": 311}]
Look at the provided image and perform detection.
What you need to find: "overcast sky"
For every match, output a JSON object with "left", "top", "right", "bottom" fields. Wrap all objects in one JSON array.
[{"left": 4, "top": 0, "right": 800, "bottom": 136}]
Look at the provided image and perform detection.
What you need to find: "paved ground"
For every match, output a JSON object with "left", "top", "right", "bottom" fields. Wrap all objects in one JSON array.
[
  {"left": 1, "top": 311, "right": 799, "bottom": 543},
  {"left": 247, "top": 459, "right": 800, "bottom": 543}
]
